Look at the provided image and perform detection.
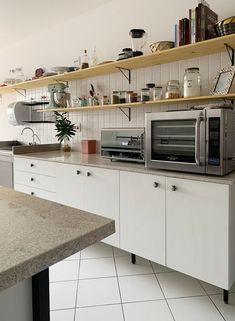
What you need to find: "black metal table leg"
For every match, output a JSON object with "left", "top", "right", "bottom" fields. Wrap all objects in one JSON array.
[
  {"left": 223, "top": 289, "right": 229, "bottom": 304},
  {"left": 32, "top": 268, "right": 50, "bottom": 321},
  {"left": 131, "top": 253, "right": 136, "bottom": 264}
]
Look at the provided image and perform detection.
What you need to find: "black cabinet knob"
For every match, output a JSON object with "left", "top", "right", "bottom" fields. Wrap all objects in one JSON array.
[
  {"left": 153, "top": 182, "right": 159, "bottom": 188},
  {"left": 87, "top": 172, "right": 91, "bottom": 177},
  {"left": 31, "top": 177, "right": 34, "bottom": 181},
  {"left": 171, "top": 185, "right": 177, "bottom": 191},
  {"left": 31, "top": 192, "right": 34, "bottom": 196},
  {"left": 77, "top": 170, "right": 81, "bottom": 175},
  {"left": 30, "top": 163, "right": 34, "bottom": 167}
]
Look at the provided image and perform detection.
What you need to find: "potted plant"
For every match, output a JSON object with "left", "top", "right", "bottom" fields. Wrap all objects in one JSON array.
[{"left": 54, "top": 112, "right": 76, "bottom": 152}]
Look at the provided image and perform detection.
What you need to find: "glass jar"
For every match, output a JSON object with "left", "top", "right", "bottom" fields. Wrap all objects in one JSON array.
[
  {"left": 119, "top": 91, "right": 127, "bottom": 103},
  {"left": 183, "top": 67, "right": 201, "bottom": 97},
  {"left": 101, "top": 95, "right": 109, "bottom": 105},
  {"left": 153, "top": 86, "right": 163, "bottom": 100},
  {"left": 111, "top": 91, "right": 120, "bottom": 104},
  {"left": 141, "top": 88, "right": 150, "bottom": 102},
  {"left": 146, "top": 83, "right": 155, "bottom": 100},
  {"left": 126, "top": 91, "right": 138, "bottom": 103},
  {"left": 165, "top": 80, "right": 181, "bottom": 99}
]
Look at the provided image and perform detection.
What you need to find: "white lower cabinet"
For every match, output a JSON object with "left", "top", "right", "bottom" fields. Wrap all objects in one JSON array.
[
  {"left": 56, "top": 163, "right": 119, "bottom": 247},
  {"left": 166, "top": 177, "right": 230, "bottom": 289},
  {"left": 120, "top": 171, "right": 165, "bottom": 265}
]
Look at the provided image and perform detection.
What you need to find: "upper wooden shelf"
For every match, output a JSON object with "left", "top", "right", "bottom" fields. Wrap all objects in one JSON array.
[
  {"left": 37, "top": 93, "right": 235, "bottom": 113},
  {"left": 1, "top": 33, "right": 235, "bottom": 95}
]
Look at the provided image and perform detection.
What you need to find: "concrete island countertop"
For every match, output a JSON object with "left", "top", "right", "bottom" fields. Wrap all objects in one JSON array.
[
  {"left": 0, "top": 187, "right": 114, "bottom": 292},
  {"left": 14, "top": 150, "right": 235, "bottom": 185}
]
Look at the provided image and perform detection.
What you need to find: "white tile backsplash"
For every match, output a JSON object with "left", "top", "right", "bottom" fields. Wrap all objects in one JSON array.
[{"left": 13, "top": 52, "right": 229, "bottom": 151}]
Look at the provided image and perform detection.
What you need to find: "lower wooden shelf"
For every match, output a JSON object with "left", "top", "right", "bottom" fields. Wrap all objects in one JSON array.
[{"left": 36, "top": 93, "right": 235, "bottom": 113}]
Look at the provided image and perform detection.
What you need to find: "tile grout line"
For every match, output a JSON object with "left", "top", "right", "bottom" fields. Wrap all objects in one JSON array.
[
  {"left": 150, "top": 261, "right": 176, "bottom": 321},
  {"left": 112, "top": 246, "right": 126, "bottom": 321},
  {"left": 73, "top": 251, "right": 82, "bottom": 321}
]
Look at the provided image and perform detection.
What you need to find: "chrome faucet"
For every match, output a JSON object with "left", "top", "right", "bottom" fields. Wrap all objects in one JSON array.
[{"left": 21, "top": 127, "right": 41, "bottom": 145}]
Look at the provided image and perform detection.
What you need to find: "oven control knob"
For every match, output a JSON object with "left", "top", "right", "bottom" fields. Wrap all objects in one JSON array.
[
  {"left": 171, "top": 185, "right": 177, "bottom": 191},
  {"left": 153, "top": 182, "right": 159, "bottom": 188}
]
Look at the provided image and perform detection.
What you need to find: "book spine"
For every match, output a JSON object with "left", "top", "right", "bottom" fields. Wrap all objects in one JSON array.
[
  {"left": 179, "top": 19, "right": 183, "bottom": 46},
  {"left": 196, "top": 6, "right": 200, "bottom": 42},
  {"left": 200, "top": 4, "right": 206, "bottom": 41},
  {"left": 174, "top": 24, "right": 179, "bottom": 47},
  {"left": 182, "top": 18, "right": 185, "bottom": 45},
  {"left": 185, "top": 18, "right": 190, "bottom": 45},
  {"left": 189, "top": 9, "right": 192, "bottom": 44},
  {"left": 191, "top": 9, "right": 196, "bottom": 43}
]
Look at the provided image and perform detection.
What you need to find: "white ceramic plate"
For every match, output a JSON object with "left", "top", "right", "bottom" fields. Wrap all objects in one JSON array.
[{"left": 51, "top": 66, "right": 69, "bottom": 74}]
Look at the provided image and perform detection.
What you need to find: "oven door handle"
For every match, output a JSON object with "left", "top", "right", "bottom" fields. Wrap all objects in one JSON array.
[{"left": 195, "top": 116, "right": 203, "bottom": 166}]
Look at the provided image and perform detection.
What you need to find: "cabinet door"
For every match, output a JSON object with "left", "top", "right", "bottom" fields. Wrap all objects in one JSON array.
[
  {"left": 83, "top": 166, "right": 119, "bottom": 247},
  {"left": 120, "top": 171, "right": 165, "bottom": 265},
  {"left": 56, "top": 163, "right": 85, "bottom": 209},
  {"left": 166, "top": 177, "right": 229, "bottom": 289}
]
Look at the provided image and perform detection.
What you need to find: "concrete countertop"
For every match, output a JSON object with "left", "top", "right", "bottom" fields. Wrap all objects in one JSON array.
[
  {"left": 0, "top": 187, "right": 114, "bottom": 292},
  {"left": 14, "top": 150, "right": 235, "bottom": 185}
]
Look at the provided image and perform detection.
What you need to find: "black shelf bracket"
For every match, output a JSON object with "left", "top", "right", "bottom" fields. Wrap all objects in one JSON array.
[
  {"left": 224, "top": 43, "right": 234, "bottom": 66},
  {"left": 118, "top": 106, "right": 131, "bottom": 121},
  {"left": 13, "top": 88, "right": 26, "bottom": 97},
  {"left": 116, "top": 67, "right": 131, "bottom": 84}
]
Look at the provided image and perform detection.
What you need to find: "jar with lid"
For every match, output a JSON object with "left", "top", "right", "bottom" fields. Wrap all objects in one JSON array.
[
  {"left": 119, "top": 91, "right": 127, "bottom": 103},
  {"left": 165, "top": 80, "right": 181, "bottom": 99},
  {"left": 101, "top": 95, "right": 109, "bottom": 105},
  {"left": 146, "top": 83, "right": 155, "bottom": 100},
  {"left": 111, "top": 91, "right": 120, "bottom": 104},
  {"left": 127, "top": 91, "right": 138, "bottom": 103},
  {"left": 141, "top": 88, "right": 150, "bottom": 102},
  {"left": 153, "top": 86, "right": 163, "bottom": 100},
  {"left": 183, "top": 67, "right": 201, "bottom": 97}
]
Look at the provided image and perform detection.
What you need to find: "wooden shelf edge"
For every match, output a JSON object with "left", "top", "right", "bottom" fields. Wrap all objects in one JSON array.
[
  {"left": 1, "top": 34, "right": 235, "bottom": 95},
  {"left": 37, "top": 93, "right": 235, "bottom": 113}
]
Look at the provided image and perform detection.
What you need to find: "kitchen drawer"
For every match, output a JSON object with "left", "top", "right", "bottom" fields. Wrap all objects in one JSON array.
[
  {"left": 14, "top": 157, "right": 56, "bottom": 177},
  {"left": 14, "top": 171, "right": 56, "bottom": 192},
  {"left": 14, "top": 183, "right": 56, "bottom": 202}
]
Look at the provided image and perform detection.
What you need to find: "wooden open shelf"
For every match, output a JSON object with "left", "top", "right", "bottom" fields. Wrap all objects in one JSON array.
[
  {"left": 37, "top": 93, "right": 235, "bottom": 113},
  {"left": 1, "top": 34, "right": 235, "bottom": 95}
]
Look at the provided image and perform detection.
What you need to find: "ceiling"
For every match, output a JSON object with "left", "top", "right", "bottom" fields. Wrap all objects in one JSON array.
[{"left": 0, "top": 0, "right": 111, "bottom": 49}]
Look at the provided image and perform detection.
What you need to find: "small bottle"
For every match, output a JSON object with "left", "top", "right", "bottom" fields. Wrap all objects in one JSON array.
[
  {"left": 153, "top": 86, "right": 163, "bottom": 100},
  {"left": 101, "top": 95, "right": 109, "bottom": 105},
  {"left": 91, "top": 48, "right": 98, "bottom": 66},
  {"left": 146, "top": 83, "right": 155, "bottom": 100},
  {"left": 111, "top": 91, "right": 120, "bottom": 104},
  {"left": 81, "top": 50, "right": 89, "bottom": 69}
]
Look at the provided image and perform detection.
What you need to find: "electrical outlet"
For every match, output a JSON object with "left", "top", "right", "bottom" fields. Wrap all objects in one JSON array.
[{"left": 75, "top": 123, "right": 81, "bottom": 132}]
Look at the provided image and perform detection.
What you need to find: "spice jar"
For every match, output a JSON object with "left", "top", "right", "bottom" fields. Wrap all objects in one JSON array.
[
  {"left": 119, "top": 91, "right": 127, "bottom": 103},
  {"left": 141, "top": 88, "right": 150, "bottom": 102},
  {"left": 153, "top": 86, "right": 163, "bottom": 100},
  {"left": 165, "top": 80, "right": 181, "bottom": 99},
  {"left": 111, "top": 91, "right": 120, "bottom": 104},
  {"left": 146, "top": 83, "right": 155, "bottom": 100},
  {"left": 126, "top": 91, "right": 137, "bottom": 103},
  {"left": 101, "top": 95, "right": 109, "bottom": 105},
  {"left": 183, "top": 67, "right": 201, "bottom": 97}
]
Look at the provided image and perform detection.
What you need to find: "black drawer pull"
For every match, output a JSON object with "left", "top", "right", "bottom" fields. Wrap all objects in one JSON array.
[
  {"left": 77, "top": 170, "right": 81, "bottom": 175},
  {"left": 31, "top": 192, "right": 34, "bottom": 196},
  {"left": 87, "top": 172, "right": 91, "bottom": 177},
  {"left": 31, "top": 177, "right": 34, "bottom": 182},
  {"left": 30, "top": 163, "right": 34, "bottom": 167}
]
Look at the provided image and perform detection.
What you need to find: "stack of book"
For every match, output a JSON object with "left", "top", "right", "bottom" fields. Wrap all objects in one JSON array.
[{"left": 175, "top": 0, "right": 218, "bottom": 46}]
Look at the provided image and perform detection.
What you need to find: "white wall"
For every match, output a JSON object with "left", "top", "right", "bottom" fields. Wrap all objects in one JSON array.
[{"left": 0, "top": 0, "right": 233, "bottom": 146}]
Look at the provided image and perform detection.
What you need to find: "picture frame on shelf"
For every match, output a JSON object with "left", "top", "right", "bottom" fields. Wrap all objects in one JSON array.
[{"left": 211, "top": 66, "right": 235, "bottom": 95}]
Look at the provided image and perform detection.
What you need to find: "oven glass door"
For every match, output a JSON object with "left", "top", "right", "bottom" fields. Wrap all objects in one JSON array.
[{"left": 151, "top": 119, "right": 196, "bottom": 163}]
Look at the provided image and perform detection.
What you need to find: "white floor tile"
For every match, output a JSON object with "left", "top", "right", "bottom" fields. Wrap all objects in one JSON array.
[
  {"left": 119, "top": 274, "right": 164, "bottom": 303},
  {"left": 157, "top": 272, "right": 206, "bottom": 299},
  {"left": 168, "top": 296, "right": 225, "bottom": 321},
  {"left": 123, "top": 300, "right": 174, "bottom": 321},
  {"left": 81, "top": 242, "right": 113, "bottom": 259},
  {"left": 210, "top": 293, "right": 235, "bottom": 321},
  {"left": 115, "top": 256, "right": 153, "bottom": 276},
  {"left": 151, "top": 262, "right": 174, "bottom": 273},
  {"left": 50, "top": 309, "right": 75, "bottom": 321},
  {"left": 113, "top": 247, "right": 130, "bottom": 257},
  {"left": 79, "top": 258, "right": 116, "bottom": 279},
  {"left": 76, "top": 277, "right": 120, "bottom": 307},
  {"left": 75, "top": 304, "right": 124, "bottom": 321},
  {"left": 199, "top": 280, "right": 223, "bottom": 295},
  {"left": 50, "top": 281, "right": 77, "bottom": 310},
  {"left": 63, "top": 252, "right": 81, "bottom": 261},
  {"left": 50, "top": 260, "right": 79, "bottom": 282}
]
